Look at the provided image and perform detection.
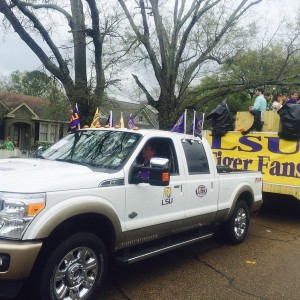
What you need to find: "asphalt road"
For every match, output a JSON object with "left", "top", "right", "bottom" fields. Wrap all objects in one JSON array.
[
  {"left": 9, "top": 194, "right": 300, "bottom": 300},
  {"left": 100, "top": 194, "right": 300, "bottom": 300}
]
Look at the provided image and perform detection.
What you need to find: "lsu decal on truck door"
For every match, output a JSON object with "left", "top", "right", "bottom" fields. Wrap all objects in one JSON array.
[{"left": 124, "top": 137, "right": 186, "bottom": 232}]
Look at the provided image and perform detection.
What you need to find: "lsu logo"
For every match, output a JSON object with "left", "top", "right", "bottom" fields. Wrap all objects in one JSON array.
[
  {"left": 196, "top": 185, "right": 207, "bottom": 197},
  {"left": 162, "top": 187, "right": 173, "bottom": 205}
]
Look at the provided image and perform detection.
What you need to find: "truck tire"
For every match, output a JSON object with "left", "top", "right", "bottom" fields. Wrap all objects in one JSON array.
[
  {"left": 38, "top": 232, "right": 107, "bottom": 300},
  {"left": 221, "top": 200, "right": 249, "bottom": 245}
]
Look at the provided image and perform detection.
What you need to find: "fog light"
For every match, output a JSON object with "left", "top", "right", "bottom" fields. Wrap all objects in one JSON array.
[{"left": 0, "top": 254, "right": 10, "bottom": 272}]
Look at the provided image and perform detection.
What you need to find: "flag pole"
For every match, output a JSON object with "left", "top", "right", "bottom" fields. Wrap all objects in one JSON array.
[
  {"left": 121, "top": 112, "right": 124, "bottom": 128},
  {"left": 76, "top": 103, "right": 80, "bottom": 129},
  {"left": 184, "top": 109, "right": 187, "bottom": 134},
  {"left": 192, "top": 110, "right": 196, "bottom": 137}
]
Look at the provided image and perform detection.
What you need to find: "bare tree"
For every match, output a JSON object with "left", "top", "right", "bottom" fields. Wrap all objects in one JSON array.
[
  {"left": 0, "top": 0, "right": 125, "bottom": 124},
  {"left": 118, "top": 0, "right": 262, "bottom": 128}
]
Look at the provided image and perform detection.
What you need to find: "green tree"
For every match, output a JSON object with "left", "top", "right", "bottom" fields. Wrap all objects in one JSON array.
[
  {"left": 9, "top": 70, "right": 53, "bottom": 97},
  {"left": 2, "top": 70, "right": 70, "bottom": 122},
  {"left": 184, "top": 44, "right": 300, "bottom": 112}
]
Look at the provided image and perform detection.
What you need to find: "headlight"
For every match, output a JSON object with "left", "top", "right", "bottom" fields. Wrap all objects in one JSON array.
[{"left": 0, "top": 192, "right": 46, "bottom": 239}]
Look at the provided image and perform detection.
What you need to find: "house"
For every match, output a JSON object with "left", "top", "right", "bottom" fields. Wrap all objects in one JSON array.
[
  {"left": 99, "top": 100, "right": 159, "bottom": 129},
  {"left": 0, "top": 93, "right": 68, "bottom": 151},
  {"left": 0, "top": 93, "right": 159, "bottom": 151}
]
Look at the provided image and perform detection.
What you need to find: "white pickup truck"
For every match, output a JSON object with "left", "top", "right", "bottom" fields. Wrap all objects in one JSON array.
[{"left": 0, "top": 128, "right": 262, "bottom": 300}]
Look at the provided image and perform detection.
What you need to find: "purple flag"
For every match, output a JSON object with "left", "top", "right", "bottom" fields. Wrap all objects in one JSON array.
[
  {"left": 68, "top": 105, "right": 80, "bottom": 132},
  {"left": 128, "top": 114, "right": 135, "bottom": 129},
  {"left": 105, "top": 111, "right": 114, "bottom": 127},
  {"left": 190, "top": 113, "right": 204, "bottom": 137},
  {"left": 171, "top": 113, "right": 185, "bottom": 133}
]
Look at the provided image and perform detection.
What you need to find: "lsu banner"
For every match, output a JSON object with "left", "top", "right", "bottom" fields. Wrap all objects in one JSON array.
[{"left": 205, "top": 132, "right": 300, "bottom": 186}]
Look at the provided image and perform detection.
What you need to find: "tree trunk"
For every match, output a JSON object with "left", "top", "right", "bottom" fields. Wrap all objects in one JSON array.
[
  {"left": 69, "top": 0, "right": 91, "bottom": 125},
  {"left": 156, "top": 93, "right": 179, "bottom": 130}
]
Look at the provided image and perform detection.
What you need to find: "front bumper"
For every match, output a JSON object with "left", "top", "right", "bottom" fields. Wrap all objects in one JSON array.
[
  {"left": 0, "top": 240, "right": 42, "bottom": 280},
  {"left": 0, "top": 279, "right": 23, "bottom": 299}
]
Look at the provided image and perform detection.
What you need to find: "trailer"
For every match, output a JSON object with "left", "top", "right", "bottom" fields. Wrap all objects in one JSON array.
[{"left": 204, "top": 111, "right": 300, "bottom": 200}]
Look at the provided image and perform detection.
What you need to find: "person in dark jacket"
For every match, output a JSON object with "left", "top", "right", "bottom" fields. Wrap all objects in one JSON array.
[
  {"left": 286, "top": 90, "right": 299, "bottom": 104},
  {"left": 137, "top": 142, "right": 157, "bottom": 180}
]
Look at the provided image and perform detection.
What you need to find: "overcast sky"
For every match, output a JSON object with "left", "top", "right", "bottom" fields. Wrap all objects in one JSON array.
[{"left": 0, "top": 0, "right": 299, "bottom": 77}]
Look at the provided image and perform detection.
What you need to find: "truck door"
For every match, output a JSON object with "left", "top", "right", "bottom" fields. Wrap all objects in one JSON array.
[
  {"left": 181, "top": 139, "right": 219, "bottom": 227},
  {"left": 124, "top": 137, "right": 186, "bottom": 238}
]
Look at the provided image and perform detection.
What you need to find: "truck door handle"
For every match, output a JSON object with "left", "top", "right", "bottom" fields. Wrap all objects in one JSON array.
[{"left": 174, "top": 185, "right": 180, "bottom": 188}]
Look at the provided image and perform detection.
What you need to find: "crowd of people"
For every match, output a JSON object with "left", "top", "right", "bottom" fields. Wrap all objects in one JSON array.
[{"left": 241, "top": 88, "right": 299, "bottom": 135}]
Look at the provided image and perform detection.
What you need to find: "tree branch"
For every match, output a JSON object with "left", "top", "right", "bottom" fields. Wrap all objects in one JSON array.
[
  {"left": 12, "top": 0, "right": 71, "bottom": 77},
  {"left": 185, "top": 79, "right": 298, "bottom": 110},
  {"left": 0, "top": 0, "right": 72, "bottom": 85},
  {"left": 180, "top": 0, "right": 262, "bottom": 97},
  {"left": 140, "top": 0, "right": 150, "bottom": 38},
  {"left": 175, "top": 0, "right": 222, "bottom": 76},
  {"left": 19, "top": 1, "right": 74, "bottom": 28},
  {"left": 132, "top": 74, "right": 157, "bottom": 107},
  {"left": 118, "top": 0, "right": 164, "bottom": 87},
  {"left": 86, "top": 0, "right": 105, "bottom": 100}
]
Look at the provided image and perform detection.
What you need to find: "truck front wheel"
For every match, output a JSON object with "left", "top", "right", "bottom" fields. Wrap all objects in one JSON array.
[
  {"left": 39, "top": 232, "right": 107, "bottom": 300},
  {"left": 221, "top": 200, "right": 250, "bottom": 245}
]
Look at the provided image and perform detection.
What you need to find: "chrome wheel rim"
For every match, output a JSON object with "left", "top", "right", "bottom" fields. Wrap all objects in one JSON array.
[
  {"left": 234, "top": 208, "right": 247, "bottom": 239},
  {"left": 53, "top": 246, "right": 98, "bottom": 300}
]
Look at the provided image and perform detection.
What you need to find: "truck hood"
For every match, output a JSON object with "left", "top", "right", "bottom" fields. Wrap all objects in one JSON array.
[{"left": 0, "top": 158, "right": 116, "bottom": 193}]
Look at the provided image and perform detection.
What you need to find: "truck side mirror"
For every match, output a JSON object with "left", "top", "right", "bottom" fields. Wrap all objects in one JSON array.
[
  {"left": 149, "top": 158, "right": 170, "bottom": 186},
  {"left": 129, "top": 158, "right": 170, "bottom": 186}
]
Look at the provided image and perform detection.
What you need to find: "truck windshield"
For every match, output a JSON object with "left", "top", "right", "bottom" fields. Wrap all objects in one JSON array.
[{"left": 41, "top": 130, "right": 141, "bottom": 170}]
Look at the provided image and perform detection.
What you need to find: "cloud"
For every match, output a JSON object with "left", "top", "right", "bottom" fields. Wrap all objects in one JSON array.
[{"left": 0, "top": 34, "right": 41, "bottom": 75}]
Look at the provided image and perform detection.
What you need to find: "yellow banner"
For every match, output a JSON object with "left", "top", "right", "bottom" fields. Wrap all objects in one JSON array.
[{"left": 205, "top": 132, "right": 300, "bottom": 186}]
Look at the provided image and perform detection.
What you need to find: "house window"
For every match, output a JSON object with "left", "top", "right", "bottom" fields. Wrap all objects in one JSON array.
[
  {"left": 40, "top": 123, "right": 48, "bottom": 141},
  {"left": 39, "top": 123, "right": 59, "bottom": 143},
  {"left": 139, "top": 116, "right": 143, "bottom": 122},
  {"left": 50, "top": 124, "right": 59, "bottom": 142}
]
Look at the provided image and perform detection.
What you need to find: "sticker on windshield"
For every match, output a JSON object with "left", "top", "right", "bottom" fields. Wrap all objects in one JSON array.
[
  {"left": 196, "top": 185, "right": 207, "bottom": 197},
  {"left": 51, "top": 139, "right": 69, "bottom": 149},
  {"left": 127, "top": 138, "right": 136, "bottom": 145}
]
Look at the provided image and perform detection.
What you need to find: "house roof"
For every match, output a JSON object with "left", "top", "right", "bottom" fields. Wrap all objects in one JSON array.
[
  {"left": 7, "top": 102, "right": 39, "bottom": 119},
  {"left": 0, "top": 93, "right": 46, "bottom": 117},
  {"left": 0, "top": 93, "right": 159, "bottom": 128},
  {"left": 100, "top": 100, "right": 159, "bottom": 129}
]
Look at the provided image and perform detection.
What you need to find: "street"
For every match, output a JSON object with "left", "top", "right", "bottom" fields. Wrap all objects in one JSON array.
[
  {"left": 11, "top": 194, "right": 300, "bottom": 300},
  {"left": 100, "top": 194, "right": 300, "bottom": 300}
]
